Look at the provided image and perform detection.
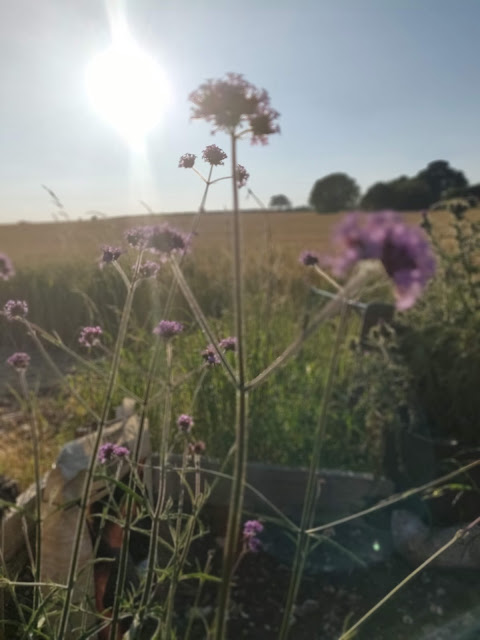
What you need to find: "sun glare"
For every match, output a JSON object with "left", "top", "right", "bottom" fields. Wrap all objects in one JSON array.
[{"left": 85, "top": 35, "right": 170, "bottom": 150}]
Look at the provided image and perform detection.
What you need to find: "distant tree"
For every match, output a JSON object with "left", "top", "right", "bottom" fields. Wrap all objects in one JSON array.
[
  {"left": 309, "top": 173, "right": 360, "bottom": 213},
  {"left": 416, "top": 160, "right": 468, "bottom": 203},
  {"left": 360, "top": 181, "right": 396, "bottom": 210},
  {"left": 269, "top": 194, "right": 292, "bottom": 209},
  {"left": 361, "top": 177, "right": 432, "bottom": 210}
]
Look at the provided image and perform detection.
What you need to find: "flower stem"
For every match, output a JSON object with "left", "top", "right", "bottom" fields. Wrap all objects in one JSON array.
[{"left": 213, "top": 133, "right": 248, "bottom": 639}]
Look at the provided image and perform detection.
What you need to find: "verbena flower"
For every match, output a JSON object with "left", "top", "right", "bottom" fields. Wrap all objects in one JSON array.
[
  {"left": 299, "top": 250, "right": 320, "bottom": 267},
  {"left": 144, "top": 224, "right": 191, "bottom": 257},
  {"left": 219, "top": 336, "right": 237, "bottom": 352},
  {"left": 201, "top": 345, "right": 220, "bottom": 365},
  {"left": 202, "top": 144, "right": 227, "bottom": 166},
  {"left": 236, "top": 165, "right": 249, "bottom": 188},
  {"left": 3, "top": 299, "right": 28, "bottom": 321},
  {"left": 178, "top": 153, "right": 196, "bottom": 169},
  {"left": 153, "top": 320, "right": 184, "bottom": 339},
  {"left": 177, "top": 414, "right": 194, "bottom": 433},
  {"left": 125, "top": 226, "right": 149, "bottom": 249},
  {"left": 189, "top": 72, "right": 280, "bottom": 144},
  {"left": 329, "top": 211, "right": 436, "bottom": 310},
  {"left": 138, "top": 261, "right": 161, "bottom": 278},
  {"left": 79, "top": 326, "right": 103, "bottom": 348},
  {"left": 242, "top": 519, "right": 264, "bottom": 552},
  {"left": 98, "top": 442, "right": 129, "bottom": 464},
  {"left": 7, "top": 352, "right": 30, "bottom": 370},
  {"left": 101, "top": 245, "right": 123, "bottom": 264},
  {"left": 0, "top": 253, "right": 14, "bottom": 281},
  {"left": 189, "top": 440, "right": 206, "bottom": 456}
]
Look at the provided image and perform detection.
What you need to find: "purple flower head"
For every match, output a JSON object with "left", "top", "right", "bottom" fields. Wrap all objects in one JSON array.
[
  {"left": 138, "top": 261, "right": 161, "bottom": 279},
  {"left": 144, "top": 224, "right": 191, "bottom": 257},
  {"left": 202, "top": 144, "right": 227, "bottom": 166},
  {"left": 125, "top": 226, "right": 149, "bottom": 249},
  {"left": 7, "top": 352, "right": 30, "bottom": 371},
  {"left": 329, "top": 211, "right": 436, "bottom": 310},
  {"left": 189, "top": 440, "right": 206, "bottom": 456},
  {"left": 177, "top": 414, "right": 194, "bottom": 433},
  {"left": 153, "top": 320, "right": 184, "bottom": 339},
  {"left": 242, "top": 519, "right": 264, "bottom": 553},
  {"left": 189, "top": 73, "right": 280, "bottom": 144},
  {"left": 299, "top": 250, "right": 320, "bottom": 267},
  {"left": 79, "top": 326, "right": 103, "bottom": 348},
  {"left": 3, "top": 299, "right": 28, "bottom": 321},
  {"left": 201, "top": 345, "right": 220, "bottom": 365},
  {"left": 98, "top": 442, "right": 129, "bottom": 464},
  {"left": 178, "top": 153, "right": 196, "bottom": 169},
  {"left": 101, "top": 245, "right": 123, "bottom": 265},
  {"left": 236, "top": 165, "right": 249, "bottom": 188},
  {"left": 219, "top": 336, "right": 237, "bottom": 352},
  {"left": 0, "top": 253, "right": 14, "bottom": 281}
]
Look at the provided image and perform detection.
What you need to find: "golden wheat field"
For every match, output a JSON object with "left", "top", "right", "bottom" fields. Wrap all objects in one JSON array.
[{"left": 0, "top": 209, "right": 433, "bottom": 268}]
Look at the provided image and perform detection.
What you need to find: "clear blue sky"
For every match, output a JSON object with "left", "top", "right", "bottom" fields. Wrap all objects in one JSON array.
[{"left": 1, "top": 0, "right": 479, "bottom": 222}]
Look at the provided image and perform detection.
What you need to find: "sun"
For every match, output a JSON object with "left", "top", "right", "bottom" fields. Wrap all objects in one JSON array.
[{"left": 85, "top": 35, "right": 170, "bottom": 150}]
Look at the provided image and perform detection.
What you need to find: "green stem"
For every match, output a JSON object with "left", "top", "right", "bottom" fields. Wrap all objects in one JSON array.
[
  {"left": 213, "top": 133, "right": 248, "bottom": 640},
  {"left": 278, "top": 304, "right": 348, "bottom": 640}
]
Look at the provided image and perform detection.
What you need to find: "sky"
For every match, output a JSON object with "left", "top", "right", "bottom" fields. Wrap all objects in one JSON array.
[{"left": 1, "top": 0, "right": 480, "bottom": 223}]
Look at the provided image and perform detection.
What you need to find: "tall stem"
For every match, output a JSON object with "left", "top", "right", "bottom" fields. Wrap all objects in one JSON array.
[
  {"left": 213, "top": 133, "right": 248, "bottom": 639},
  {"left": 278, "top": 303, "right": 348, "bottom": 640}
]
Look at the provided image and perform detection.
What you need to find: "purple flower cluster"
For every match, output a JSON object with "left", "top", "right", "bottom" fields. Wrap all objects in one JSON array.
[
  {"left": 202, "top": 144, "right": 227, "bottom": 166},
  {"left": 236, "top": 165, "right": 249, "bottom": 188},
  {"left": 242, "top": 519, "right": 263, "bottom": 553},
  {"left": 219, "top": 336, "right": 237, "bottom": 352},
  {"left": 328, "top": 211, "right": 436, "bottom": 310},
  {"left": 123, "top": 224, "right": 191, "bottom": 258},
  {"left": 299, "top": 250, "right": 320, "bottom": 267},
  {"left": 177, "top": 414, "right": 194, "bottom": 433},
  {"left": 178, "top": 153, "right": 196, "bottom": 169},
  {"left": 98, "top": 442, "right": 130, "bottom": 464},
  {"left": 3, "top": 299, "right": 28, "bottom": 321},
  {"left": 201, "top": 345, "right": 221, "bottom": 365},
  {"left": 7, "top": 352, "right": 30, "bottom": 370},
  {"left": 138, "top": 261, "right": 161, "bottom": 279},
  {"left": 189, "top": 440, "right": 206, "bottom": 456},
  {"left": 79, "top": 326, "right": 103, "bottom": 348},
  {"left": 189, "top": 73, "right": 280, "bottom": 144},
  {"left": 0, "top": 253, "right": 14, "bottom": 281},
  {"left": 101, "top": 246, "right": 123, "bottom": 264},
  {"left": 153, "top": 320, "right": 184, "bottom": 339}
]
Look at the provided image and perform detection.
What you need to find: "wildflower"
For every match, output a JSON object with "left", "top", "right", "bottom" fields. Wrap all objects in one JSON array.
[
  {"left": 299, "top": 250, "right": 320, "bottom": 267},
  {"left": 101, "top": 245, "right": 123, "bottom": 264},
  {"left": 189, "top": 440, "right": 206, "bottom": 456},
  {"left": 177, "top": 414, "right": 194, "bottom": 433},
  {"left": 202, "top": 144, "right": 227, "bottom": 166},
  {"left": 7, "top": 352, "right": 30, "bottom": 370},
  {"left": 79, "top": 326, "right": 103, "bottom": 348},
  {"left": 236, "top": 165, "right": 249, "bottom": 188},
  {"left": 219, "top": 336, "right": 237, "bottom": 352},
  {"left": 242, "top": 519, "right": 264, "bottom": 553},
  {"left": 145, "top": 224, "right": 191, "bottom": 257},
  {"left": 98, "top": 442, "right": 129, "bottom": 464},
  {"left": 0, "top": 253, "right": 14, "bottom": 281},
  {"left": 189, "top": 72, "right": 280, "bottom": 144},
  {"left": 138, "top": 261, "right": 161, "bottom": 278},
  {"left": 201, "top": 345, "right": 220, "bottom": 365},
  {"left": 125, "top": 226, "right": 149, "bottom": 249},
  {"left": 329, "top": 211, "right": 436, "bottom": 310},
  {"left": 3, "top": 299, "right": 28, "bottom": 321},
  {"left": 153, "top": 320, "right": 184, "bottom": 339},
  {"left": 178, "top": 153, "right": 196, "bottom": 169}
]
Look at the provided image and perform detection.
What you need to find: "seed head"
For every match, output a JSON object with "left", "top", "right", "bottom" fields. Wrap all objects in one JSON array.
[
  {"left": 299, "top": 250, "right": 320, "bottom": 267},
  {"left": 189, "top": 440, "right": 206, "bottom": 456}
]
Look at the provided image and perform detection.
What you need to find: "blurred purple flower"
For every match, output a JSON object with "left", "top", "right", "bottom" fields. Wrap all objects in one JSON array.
[
  {"left": 299, "top": 250, "right": 320, "bottom": 267},
  {"left": 7, "top": 352, "right": 30, "bottom": 370},
  {"left": 3, "top": 299, "right": 28, "bottom": 321},
  {"left": 202, "top": 144, "right": 227, "bottom": 166},
  {"left": 0, "top": 253, "right": 14, "bottom": 281},
  {"left": 219, "top": 336, "right": 237, "bottom": 352},
  {"left": 145, "top": 224, "right": 191, "bottom": 257},
  {"left": 138, "top": 261, "right": 161, "bottom": 278},
  {"left": 189, "top": 72, "right": 280, "bottom": 144},
  {"left": 242, "top": 519, "right": 264, "bottom": 552},
  {"left": 201, "top": 345, "right": 220, "bottom": 365},
  {"left": 178, "top": 153, "right": 196, "bottom": 169},
  {"left": 125, "top": 227, "right": 149, "bottom": 249},
  {"left": 236, "top": 165, "right": 249, "bottom": 188},
  {"left": 79, "top": 326, "right": 103, "bottom": 348},
  {"left": 153, "top": 320, "right": 184, "bottom": 339},
  {"left": 98, "top": 442, "right": 129, "bottom": 464},
  {"left": 177, "top": 414, "right": 194, "bottom": 433},
  {"left": 329, "top": 211, "right": 436, "bottom": 310},
  {"left": 189, "top": 440, "right": 206, "bottom": 456},
  {"left": 101, "top": 246, "right": 123, "bottom": 264}
]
